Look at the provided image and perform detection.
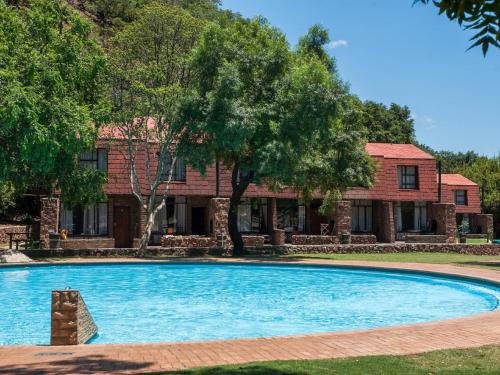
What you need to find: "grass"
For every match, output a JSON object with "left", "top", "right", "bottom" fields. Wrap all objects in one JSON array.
[
  {"left": 465, "top": 238, "right": 490, "bottom": 244},
  {"left": 149, "top": 345, "right": 500, "bottom": 374},
  {"left": 285, "top": 252, "right": 500, "bottom": 270}
]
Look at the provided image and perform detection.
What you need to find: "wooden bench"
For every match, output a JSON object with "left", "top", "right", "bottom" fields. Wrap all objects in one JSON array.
[{"left": 7, "top": 231, "right": 41, "bottom": 250}]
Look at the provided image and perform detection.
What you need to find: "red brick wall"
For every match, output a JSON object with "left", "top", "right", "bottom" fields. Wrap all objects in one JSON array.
[
  {"left": 344, "top": 156, "right": 437, "bottom": 201},
  {"left": 102, "top": 140, "right": 442, "bottom": 203},
  {"left": 441, "top": 183, "right": 481, "bottom": 214},
  {"left": 101, "top": 140, "right": 298, "bottom": 198}
]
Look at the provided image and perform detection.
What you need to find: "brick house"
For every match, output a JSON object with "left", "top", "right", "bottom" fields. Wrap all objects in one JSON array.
[{"left": 40, "top": 136, "right": 492, "bottom": 249}]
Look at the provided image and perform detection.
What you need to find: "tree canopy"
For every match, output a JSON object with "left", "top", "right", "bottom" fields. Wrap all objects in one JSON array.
[
  {"left": 178, "top": 21, "right": 374, "bottom": 253},
  {"left": 108, "top": 2, "right": 205, "bottom": 252},
  {"left": 416, "top": 0, "right": 500, "bottom": 55},
  {"left": 349, "top": 98, "right": 416, "bottom": 144},
  {"left": 0, "top": 0, "right": 108, "bottom": 208}
]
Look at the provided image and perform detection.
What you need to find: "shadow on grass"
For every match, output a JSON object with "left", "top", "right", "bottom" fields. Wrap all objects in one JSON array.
[
  {"left": 0, "top": 354, "right": 153, "bottom": 375},
  {"left": 460, "top": 261, "right": 500, "bottom": 269}
]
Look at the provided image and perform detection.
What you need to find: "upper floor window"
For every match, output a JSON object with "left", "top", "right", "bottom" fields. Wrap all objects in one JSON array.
[
  {"left": 79, "top": 149, "right": 107, "bottom": 172},
  {"left": 398, "top": 166, "right": 418, "bottom": 189},
  {"left": 454, "top": 190, "right": 467, "bottom": 205},
  {"left": 161, "top": 153, "right": 186, "bottom": 182}
]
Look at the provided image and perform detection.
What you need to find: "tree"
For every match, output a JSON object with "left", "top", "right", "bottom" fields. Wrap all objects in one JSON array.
[
  {"left": 460, "top": 156, "right": 500, "bottom": 223},
  {"left": 178, "top": 21, "right": 374, "bottom": 255},
  {"left": 416, "top": 0, "right": 500, "bottom": 55},
  {"left": 350, "top": 98, "right": 416, "bottom": 144},
  {"left": 70, "top": 0, "right": 220, "bottom": 30},
  {"left": 0, "top": 0, "right": 108, "bottom": 206},
  {"left": 108, "top": 2, "right": 205, "bottom": 254}
]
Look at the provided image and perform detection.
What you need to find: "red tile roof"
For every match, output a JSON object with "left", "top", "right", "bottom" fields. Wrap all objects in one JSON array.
[
  {"left": 365, "top": 143, "right": 434, "bottom": 160},
  {"left": 440, "top": 173, "right": 478, "bottom": 186}
]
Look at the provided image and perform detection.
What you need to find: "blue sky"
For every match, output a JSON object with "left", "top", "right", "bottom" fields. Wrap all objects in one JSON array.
[{"left": 221, "top": 0, "right": 500, "bottom": 156}]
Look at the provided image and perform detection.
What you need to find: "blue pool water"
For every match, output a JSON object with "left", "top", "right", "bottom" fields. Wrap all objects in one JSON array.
[{"left": 0, "top": 262, "right": 499, "bottom": 345}]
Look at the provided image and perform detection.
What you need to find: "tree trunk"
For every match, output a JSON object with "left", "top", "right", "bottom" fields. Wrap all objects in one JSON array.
[
  {"left": 228, "top": 191, "right": 244, "bottom": 256},
  {"left": 137, "top": 208, "right": 155, "bottom": 257},
  {"left": 228, "top": 165, "right": 252, "bottom": 257}
]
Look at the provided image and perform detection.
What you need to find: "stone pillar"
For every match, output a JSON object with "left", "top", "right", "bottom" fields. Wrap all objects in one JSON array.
[
  {"left": 267, "top": 197, "right": 277, "bottom": 234},
  {"left": 51, "top": 290, "right": 97, "bottom": 346},
  {"left": 474, "top": 214, "right": 494, "bottom": 240},
  {"left": 333, "top": 200, "right": 351, "bottom": 236},
  {"left": 209, "top": 198, "right": 231, "bottom": 247},
  {"left": 431, "top": 203, "right": 456, "bottom": 243},
  {"left": 379, "top": 201, "right": 395, "bottom": 243},
  {"left": 40, "top": 197, "right": 60, "bottom": 249}
]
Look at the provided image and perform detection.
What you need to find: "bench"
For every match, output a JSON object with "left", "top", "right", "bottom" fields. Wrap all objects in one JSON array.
[{"left": 7, "top": 231, "right": 41, "bottom": 250}]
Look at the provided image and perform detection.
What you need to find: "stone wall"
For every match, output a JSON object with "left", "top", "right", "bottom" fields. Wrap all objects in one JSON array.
[
  {"left": 0, "top": 225, "right": 32, "bottom": 244},
  {"left": 405, "top": 234, "right": 448, "bottom": 243},
  {"left": 350, "top": 234, "right": 377, "bottom": 244},
  {"left": 23, "top": 242, "right": 500, "bottom": 258},
  {"left": 291, "top": 235, "right": 339, "bottom": 245},
  {"left": 161, "top": 235, "right": 217, "bottom": 248},
  {"left": 242, "top": 235, "right": 265, "bottom": 247},
  {"left": 271, "top": 229, "right": 285, "bottom": 245},
  {"left": 209, "top": 198, "right": 231, "bottom": 247},
  {"left": 40, "top": 198, "right": 60, "bottom": 249},
  {"left": 431, "top": 203, "right": 456, "bottom": 243},
  {"left": 333, "top": 200, "right": 351, "bottom": 235},
  {"left": 51, "top": 290, "right": 97, "bottom": 346},
  {"left": 274, "top": 243, "right": 500, "bottom": 256},
  {"left": 378, "top": 201, "right": 395, "bottom": 243},
  {"left": 59, "top": 238, "right": 115, "bottom": 249}
]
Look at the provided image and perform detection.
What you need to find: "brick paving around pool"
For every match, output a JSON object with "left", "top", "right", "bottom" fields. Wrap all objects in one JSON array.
[{"left": 0, "top": 258, "right": 499, "bottom": 375}]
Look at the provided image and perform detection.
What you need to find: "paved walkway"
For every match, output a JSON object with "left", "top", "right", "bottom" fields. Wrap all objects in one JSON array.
[{"left": 0, "top": 259, "right": 499, "bottom": 374}]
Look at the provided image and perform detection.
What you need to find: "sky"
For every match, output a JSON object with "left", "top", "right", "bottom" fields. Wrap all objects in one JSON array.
[{"left": 221, "top": 0, "right": 500, "bottom": 156}]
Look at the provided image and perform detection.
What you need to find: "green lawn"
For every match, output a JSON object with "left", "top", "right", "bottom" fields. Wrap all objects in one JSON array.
[
  {"left": 285, "top": 252, "right": 499, "bottom": 269},
  {"left": 151, "top": 345, "right": 500, "bottom": 374}
]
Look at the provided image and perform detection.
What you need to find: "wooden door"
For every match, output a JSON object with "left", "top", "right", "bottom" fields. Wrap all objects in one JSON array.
[{"left": 114, "top": 206, "right": 132, "bottom": 248}]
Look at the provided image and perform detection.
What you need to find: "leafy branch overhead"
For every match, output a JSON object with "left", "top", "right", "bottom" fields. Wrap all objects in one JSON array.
[{"left": 416, "top": 0, "right": 500, "bottom": 55}]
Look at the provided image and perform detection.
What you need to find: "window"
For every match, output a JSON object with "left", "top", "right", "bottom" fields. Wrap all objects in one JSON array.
[
  {"left": 396, "top": 201, "right": 427, "bottom": 232},
  {"left": 277, "top": 199, "right": 305, "bottom": 233},
  {"left": 454, "top": 190, "right": 467, "bottom": 205},
  {"left": 161, "top": 154, "right": 186, "bottom": 182},
  {"left": 397, "top": 166, "right": 418, "bottom": 189},
  {"left": 152, "top": 196, "right": 187, "bottom": 234},
  {"left": 237, "top": 198, "right": 268, "bottom": 233},
  {"left": 60, "top": 202, "right": 108, "bottom": 235},
  {"left": 351, "top": 200, "right": 372, "bottom": 232},
  {"left": 79, "top": 149, "right": 107, "bottom": 172},
  {"left": 414, "top": 201, "right": 427, "bottom": 231}
]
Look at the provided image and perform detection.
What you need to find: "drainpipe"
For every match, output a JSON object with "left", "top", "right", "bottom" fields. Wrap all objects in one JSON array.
[
  {"left": 215, "top": 157, "right": 220, "bottom": 198},
  {"left": 437, "top": 159, "right": 442, "bottom": 203}
]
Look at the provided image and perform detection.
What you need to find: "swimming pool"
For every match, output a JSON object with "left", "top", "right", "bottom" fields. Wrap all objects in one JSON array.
[{"left": 0, "top": 262, "right": 499, "bottom": 345}]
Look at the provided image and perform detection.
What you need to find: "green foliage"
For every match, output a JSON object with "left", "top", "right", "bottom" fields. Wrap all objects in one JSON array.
[
  {"left": 297, "top": 24, "right": 337, "bottom": 74},
  {"left": 0, "top": 182, "right": 17, "bottom": 214},
  {"left": 416, "top": 0, "right": 500, "bottom": 55},
  {"left": 460, "top": 156, "right": 500, "bottom": 218},
  {"left": 73, "top": 0, "right": 220, "bottom": 31},
  {"left": 432, "top": 149, "right": 480, "bottom": 173},
  {"left": 351, "top": 98, "right": 416, "bottom": 143},
  {"left": 59, "top": 167, "right": 107, "bottom": 209},
  {"left": 109, "top": 2, "right": 205, "bottom": 121},
  {"left": 108, "top": 2, "right": 206, "bottom": 252},
  {"left": 178, "top": 18, "right": 374, "bottom": 252},
  {"left": 0, "top": 0, "right": 108, "bottom": 203}
]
